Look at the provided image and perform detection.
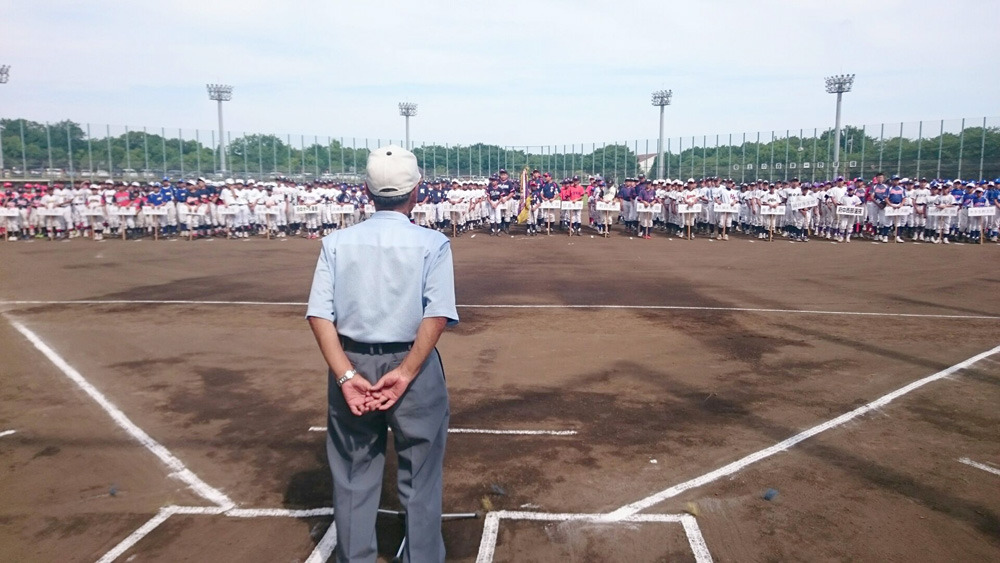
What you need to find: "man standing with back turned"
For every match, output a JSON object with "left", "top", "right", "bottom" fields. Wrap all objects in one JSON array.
[{"left": 306, "top": 145, "right": 459, "bottom": 563}]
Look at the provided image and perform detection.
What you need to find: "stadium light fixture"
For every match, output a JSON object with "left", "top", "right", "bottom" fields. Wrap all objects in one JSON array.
[
  {"left": 0, "top": 65, "right": 9, "bottom": 174},
  {"left": 207, "top": 83, "right": 234, "bottom": 173},
  {"left": 825, "top": 74, "right": 854, "bottom": 178},
  {"left": 651, "top": 90, "right": 672, "bottom": 180},
  {"left": 399, "top": 102, "right": 417, "bottom": 150}
]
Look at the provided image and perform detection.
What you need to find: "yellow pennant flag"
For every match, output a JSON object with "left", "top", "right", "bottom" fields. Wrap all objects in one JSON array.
[{"left": 517, "top": 167, "right": 531, "bottom": 223}]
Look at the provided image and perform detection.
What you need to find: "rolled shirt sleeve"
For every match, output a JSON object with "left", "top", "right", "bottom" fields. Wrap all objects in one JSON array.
[
  {"left": 305, "top": 242, "right": 336, "bottom": 323},
  {"left": 423, "top": 239, "right": 459, "bottom": 326}
]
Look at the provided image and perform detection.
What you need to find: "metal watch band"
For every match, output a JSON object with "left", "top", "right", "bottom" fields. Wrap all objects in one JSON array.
[{"left": 337, "top": 369, "right": 356, "bottom": 387}]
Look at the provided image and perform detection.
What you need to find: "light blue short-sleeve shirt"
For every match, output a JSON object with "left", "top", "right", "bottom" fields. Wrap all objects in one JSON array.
[{"left": 306, "top": 210, "right": 459, "bottom": 343}]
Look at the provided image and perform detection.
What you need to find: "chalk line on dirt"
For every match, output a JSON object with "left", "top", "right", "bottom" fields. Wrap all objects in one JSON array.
[
  {"left": 0, "top": 430, "right": 16, "bottom": 439},
  {"left": 308, "top": 425, "right": 577, "bottom": 436},
  {"left": 958, "top": 457, "right": 1000, "bottom": 477},
  {"left": 96, "top": 507, "right": 178, "bottom": 563},
  {"left": 605, "top": 342, "right": 1000, "bottom": 519},
  {"left": 6, "top": 316, "right": 235, "bottom": 510},
  {"left": 474, "top": 511, "right": 712, "bottom": 563},
  {"left": 2, "top": 299, "right": 997, "bottom": 320}
]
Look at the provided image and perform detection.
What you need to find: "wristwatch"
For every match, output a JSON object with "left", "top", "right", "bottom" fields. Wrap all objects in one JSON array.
[{"left": 337, "top": 369, "right": 357, "bottom": 387}]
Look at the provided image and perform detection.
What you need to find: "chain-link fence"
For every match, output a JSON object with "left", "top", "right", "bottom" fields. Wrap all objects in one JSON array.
[{"left": 2, "top": 117, "right": 998, "bottom": 184}]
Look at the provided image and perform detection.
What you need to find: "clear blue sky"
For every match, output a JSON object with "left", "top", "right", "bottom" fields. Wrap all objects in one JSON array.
[{"left": 2, "top": 0, "right": 998, "bottom": 147}]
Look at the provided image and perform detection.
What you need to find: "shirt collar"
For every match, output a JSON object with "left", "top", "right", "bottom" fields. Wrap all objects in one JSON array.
[{"left": 371, "top": 210, "right": 410, "bottom": 221}]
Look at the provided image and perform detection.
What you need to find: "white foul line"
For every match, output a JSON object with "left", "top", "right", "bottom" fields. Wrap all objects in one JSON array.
[
  {"left": 308, "top": 426, "right": 576, "bottom": 436},
  {"left": 6, "top": 316, "right": 234, "bottom": 510},
  {"left": 1, "top": 299, "right": 997, "bottom": 320},
  {"left": 958, "top": 457, "right": 1000, "bottom": 477},
  {"left": 605, "top": 342, "right": 1000, "bottom": 520},
  {"left": 0, "top": 430, "right": 16, "bottom": 439}
]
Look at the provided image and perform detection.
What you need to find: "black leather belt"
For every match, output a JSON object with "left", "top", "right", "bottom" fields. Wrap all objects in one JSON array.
[{"left": 340, "top": 336, "right": 413, "bottom": 355}]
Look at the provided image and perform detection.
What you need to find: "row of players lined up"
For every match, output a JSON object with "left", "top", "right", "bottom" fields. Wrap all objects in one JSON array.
[
  {"left": 0, "top": 177, "right": 377, "bottom": 241},
  {"left": 423, "top": 170, "right": 998, "bottom": 244},
  {"left": 3, "top": 171, "right": 999, "bottom": 244},
  {"left": 559, "top": 172, "right": 1000, "bottom": 244}
]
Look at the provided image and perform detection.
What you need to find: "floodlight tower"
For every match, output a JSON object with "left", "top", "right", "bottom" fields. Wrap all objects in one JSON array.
[
  {"left": 825, "top": 74, "right": 854, "bottom": 178},
  {"left": 207, "top": 83, "right": 233, "bottom": 173},
  {"left": 0, "top": 65, "right": 9, "bottom": 175},
  {"left": 651, "top": 89, "right": 672, "bottom": 180},
  {"left": 399, "top": 102, "right": 417, "bottom": 150}
]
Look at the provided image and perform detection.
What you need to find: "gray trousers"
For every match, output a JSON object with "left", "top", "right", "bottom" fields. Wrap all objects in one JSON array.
[{"left": 326, "top": 348, "right": 449, "bottom": 563}]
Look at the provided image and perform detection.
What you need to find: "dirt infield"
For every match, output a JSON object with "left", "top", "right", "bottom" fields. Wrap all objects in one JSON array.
[{"left": 1, "top": 231, "right": 998, "bottom": 562}]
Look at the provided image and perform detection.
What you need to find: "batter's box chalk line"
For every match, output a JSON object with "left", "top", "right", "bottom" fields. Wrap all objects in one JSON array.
[
  {"left": 309, "top": 426, "right": 578, "bottom": 436},
  {"left": 475, "top": 511, "right": 712, "bottom": 563}
]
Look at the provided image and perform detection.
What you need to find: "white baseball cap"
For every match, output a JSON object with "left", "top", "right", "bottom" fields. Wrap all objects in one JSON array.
[{"left": 366, "top": 145, "right": 420, "bottom": 196}]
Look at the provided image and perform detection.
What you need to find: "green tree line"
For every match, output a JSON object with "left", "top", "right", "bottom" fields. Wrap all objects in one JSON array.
[{"left": 3, "top": 118, "right": 997, "bottom": 183}]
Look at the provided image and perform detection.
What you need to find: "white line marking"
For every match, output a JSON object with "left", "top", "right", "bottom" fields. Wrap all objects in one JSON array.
[
  {"left": 1, "top": 299, "right": 997, "bottom": 320},
  {"left": 308, "top": 426, "right": 577, "bottom": 436},
  {"left": 171, "top": 506, "right": 228, "bottom": 515},
  {"left": 458, "top": 304, "right": 1000, "bottom": 320},
  {"left": 680, "top": 514, "right": 714, "bottom": 563},
  {"left": 96, "top": 506, "right": 177, "bottom": 563},
  {"left": 0, "top": 430, "right": 15, "bottom": 438},
  {"left": 6, "top": 317, "right": 234, "bottom": 510},
  {"left": 475, "top": 511, "right": 711, "bottom": 563},
  {"left": 475, "top": 512, "right": 502, "bottom": 563},
  {"left": 226, "top": 507, "right": 336, "bottom": 518},
  {"left": 304, "top": 521, "right": 338, "bottom": 563},
  {"left": 958, "top": 457, "right": 1000, "bottom": 477},
  {"left": 606, "top": 343, "right": 1000, "bottom": 520},
  {"left": 450, "top": 428, "right": 578, "bottom": 436}
]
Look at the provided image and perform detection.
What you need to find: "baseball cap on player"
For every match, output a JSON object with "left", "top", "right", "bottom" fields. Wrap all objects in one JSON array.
[{"left": 366, "top": 145, "right": 421, "bottom": 196}]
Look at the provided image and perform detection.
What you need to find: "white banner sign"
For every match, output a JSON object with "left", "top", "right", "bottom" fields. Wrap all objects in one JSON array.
[
  {"left": 927, "top": 206, "right": 958, "bottom": 217},
  {"left": 449, "top": 202, "right": 469, "bottom": 213},
  {"left": 713, "top": 203, "right": 738, "bottom": 214},
  {"left": 295, "top": 205, "right": 320, "bottom": 214},
  {"left": 540, "top": 200, "right": 562, "bottom": 210},
  {"left": 83, "top": 208, "right": 106, "bottom": 216},
  {"left": 678, "top": 203, "right": 702, "bottom": 214},
  {"left": 836, "top": 205, "right": 865, "bottom": 217},
  {"left": 883, "top": 206, "right": 913, "bottom": 217},
  {"left": 143, "top": 207, "right": 168, "bottom": 216},
  {"left": 110, "top": 207, "right": 138, "bottom": 216},
  {"left": 38, "top": 208, "right": 67, "bottom": 217},
  {"left": 596, "top": 202, "right": 620, "bottom": 212},
  {"left": 967, "top": 207, "right": 997, "bottom": 217},
  {"left": 217, "top": 208, "right": 237, "bottom": 216},
  {"left": 561, "top": 201, "right": 583, "bottom": 211},
  {"left": 790, "top": 196, "right": 819, "bottom": 210},
  {"left": 760, "top": 205, "right": 786, "bottom": 215},
  {"left": 0, "top": 208, "right": 19, "bottom": 217},
  {"left": 363, "top": 205, "right": 375, "bottom": 214}
]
